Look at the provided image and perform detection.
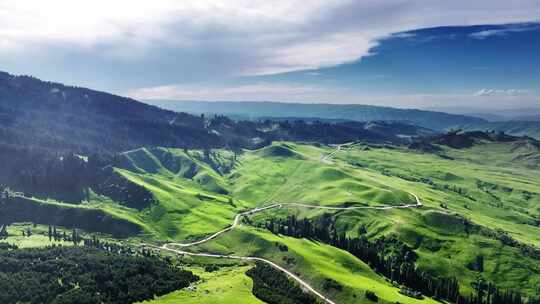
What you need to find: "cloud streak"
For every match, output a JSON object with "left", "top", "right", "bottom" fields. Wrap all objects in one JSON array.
[
  {"left": 469, "top": 23, "right": 540, "bottom": 39},
  {"left": 474, "top": 88, "right": 531, "bottom": 96},
  {"left": 129, "top": 81, "right": 540, "bottom": 112},
  {"left": 128, "top": 82, "right": 332, "bottom": 101}
]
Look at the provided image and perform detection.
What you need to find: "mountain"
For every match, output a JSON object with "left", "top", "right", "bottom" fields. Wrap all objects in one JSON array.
[
  {"left": 459, "top": 121, "right": 540, "bottom": 139},
  {"left": 425, "top": 106, "right": 540, "bottom": 122},
  {"left": 0, "top": 71, "right": 219, "bottom": 152},
  {"left": 0, "top": 71, "right": 433, "bottom": 154},
  {"left": 145, "top": 100, "right": 486, "bottom": 130}
]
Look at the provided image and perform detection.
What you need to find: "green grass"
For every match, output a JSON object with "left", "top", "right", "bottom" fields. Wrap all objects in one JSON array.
[
  {"left": 10, "top": 140, "right": 539, "bottom": 301},
  {"left": 112, "top": 141, "right": 540, "bottom": 298},
  {"left": 2, "top": 223, "right": 73, "bottom": 248},
  {"left": 138, "top": 266, "right": 264, "bottom": 304},
  {"left": 112, "top": 143, "right": 412, "bottom": 242},
  {"left": 329, "top": 142, "right": 540, "bottom": 294},
  {"left": 188, "top": 226, "right": 440, "bottom": 304}
]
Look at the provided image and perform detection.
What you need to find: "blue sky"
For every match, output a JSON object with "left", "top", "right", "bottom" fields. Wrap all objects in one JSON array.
[
  {"left": 244, "top": 23, "right": 540, "bottom": 110},
  {"left": 1, "top": 1, "right": 539, "bottom": 111}
]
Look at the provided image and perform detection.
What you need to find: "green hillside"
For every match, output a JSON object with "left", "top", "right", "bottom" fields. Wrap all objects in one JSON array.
[
  {"left": 3, "top": 139, "right": 539, "bottom": 303},
  {"left": 161, "top": 141, "right": 538, "bottom": 302},
  {"left": 110, "top": 144, "right": 411, "bottom": 241}
]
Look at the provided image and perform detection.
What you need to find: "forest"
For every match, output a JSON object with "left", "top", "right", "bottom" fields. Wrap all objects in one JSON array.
[
  {"left": 0, "top": 143, "right": 154, "bottom": 207},
  {"left": 0, "top": 245, "right": 198, "bottom": 304}
]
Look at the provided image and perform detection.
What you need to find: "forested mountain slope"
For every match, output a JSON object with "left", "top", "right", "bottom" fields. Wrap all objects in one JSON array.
[
  {"left": 0, "top": 71, "right": 219, "bottom": 152},
  {"left": 0, "top": 71, "right": 432, "bottom": 154}
]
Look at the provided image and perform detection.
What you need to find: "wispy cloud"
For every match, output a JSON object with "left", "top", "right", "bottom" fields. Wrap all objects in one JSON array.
[
  {"left": 474, "top": 88, "right": 531, "bottom": 96},
  {"left": 128, "top": 82, "right": 331, "bottom": 101},
  {"left": 469, "top": 23, "right": 540, "bottom": 39},
  {"left": 128, "top": 82, "right": 540, "bottom": 112}
]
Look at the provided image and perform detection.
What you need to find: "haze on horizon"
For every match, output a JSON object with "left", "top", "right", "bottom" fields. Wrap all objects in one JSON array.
[{"left": 1, "top": 1, "right": 539, "bottom": 113}]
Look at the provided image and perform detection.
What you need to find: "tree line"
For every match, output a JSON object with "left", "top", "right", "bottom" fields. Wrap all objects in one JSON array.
[{"left": 246, "top": 261, "right": 318, "bottom": 304}]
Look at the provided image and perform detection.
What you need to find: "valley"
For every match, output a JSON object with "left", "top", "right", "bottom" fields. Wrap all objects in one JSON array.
[{"left": 3, "top": 135, "right": 539, "bottom": 304}]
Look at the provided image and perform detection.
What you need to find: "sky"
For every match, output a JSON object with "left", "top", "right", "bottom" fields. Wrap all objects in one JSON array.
[{"left": 1, "top": 1, "right": 539, "bottom": 111}]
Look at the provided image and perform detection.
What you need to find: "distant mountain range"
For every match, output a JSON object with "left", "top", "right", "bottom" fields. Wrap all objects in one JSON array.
[
  {"left": 425, "top": 106, "right": 540, "bottom": 122},
  {"left": 0, "top": 71, "right": 432, "bottom": 153},
  {"left": 145, "top": 100, "right": 486, "bottom": 131}
]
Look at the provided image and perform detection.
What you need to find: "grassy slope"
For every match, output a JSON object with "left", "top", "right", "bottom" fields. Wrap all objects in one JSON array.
[
  {"left": 138, "top": 266, "right": 264, "bottom": 304},
  {"left": 191, "top": 227, "right": 440, "bottom": 304},
  {"left": 328, "top": 142, "right": 540, "bottom": 295},
  {"left": 114, "top": 143, "right": 430, "bottom": 303},
  {"left": 2, "top": 223, "right": 73, "bottom": 248},
  {"left": 113, "top": 141, "right": 539, "bottom": 299},
  {"left": 116, "top": 144, "right": 412, "bottom": 241},
  {"left": 115, "top": 147, "right": 248, "bottom": 241},
  {"left": 230, "top": 143, "right": 412, "bottom": 206}
]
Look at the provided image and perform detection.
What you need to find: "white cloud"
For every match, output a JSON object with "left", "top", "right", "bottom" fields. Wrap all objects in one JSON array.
[{"left": 1, "top": 1, "right": 540, "bottom": 77}]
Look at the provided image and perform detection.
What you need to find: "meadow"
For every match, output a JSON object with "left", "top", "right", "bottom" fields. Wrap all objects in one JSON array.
[{"left": 5, "top": 140, "right": 539, "bottom": 303}]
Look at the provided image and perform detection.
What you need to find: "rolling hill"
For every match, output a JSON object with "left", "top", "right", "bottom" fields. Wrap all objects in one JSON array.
[{"left": 4, "top": 137, "right": 539, "bottom": 304}]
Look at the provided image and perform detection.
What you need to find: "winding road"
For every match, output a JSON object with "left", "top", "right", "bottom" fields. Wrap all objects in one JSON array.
[{"left": 144, "top": 145, "right": 423, "bottom": 304}]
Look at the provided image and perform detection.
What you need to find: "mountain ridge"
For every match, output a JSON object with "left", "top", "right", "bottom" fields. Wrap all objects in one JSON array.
[{"left": 145, "top": 100, "right": 486, "bottom": 130}]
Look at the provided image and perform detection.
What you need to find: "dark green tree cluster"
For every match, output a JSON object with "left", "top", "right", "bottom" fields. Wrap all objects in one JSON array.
[
  {"left": 0, "top": 144, "right": 155, "bottom": 208},
  {"left": 0, "top": 191, "right": 141, "bottom": 237},
  {"left": 0, "top": 224, "right": 8, "bottom": 239},
  {"left": 0, "top": 246, "right": 198, "bottom": 304},
  {"left": 0, "top": 242, "right": 17, "bottom": 250},
  {"left": 47, "top": 225, "right": 82, "bottom": 245},
  {"left": 467, "top": 279, "right": 536, "bottom": 304},
  {"left": 265, "top": 215, "right": 536, "bottom": 304},
  {"left": 365, "top": 290, "right": 378, "bottom": 302},
  {"left": 246, "top": 261, "right": 317, "bottom": 304}
]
